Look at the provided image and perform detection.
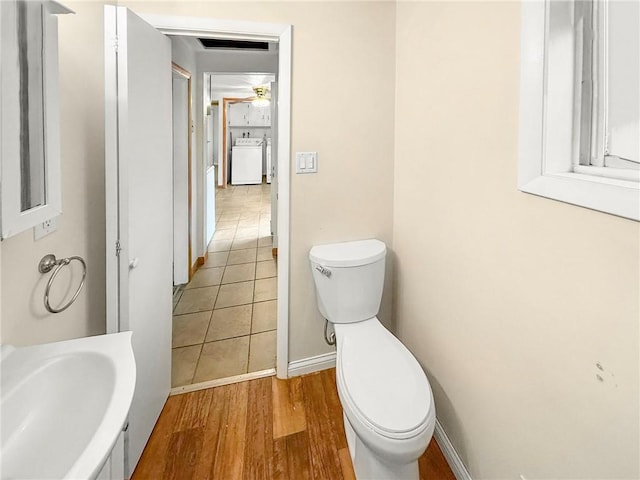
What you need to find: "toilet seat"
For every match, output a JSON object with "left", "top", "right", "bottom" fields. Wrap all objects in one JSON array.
[{"left": 335, "top": 318, "right": 433, "bottom": 441}]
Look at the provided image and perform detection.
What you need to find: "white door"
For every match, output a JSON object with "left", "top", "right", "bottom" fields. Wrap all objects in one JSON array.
[
  {"left": 270, "top": 81, "right": 278, "bottom": 247},
  {"left": 172, "top": 74, "right": 189, "bottom": 285},
  {"left": 104, "top": 6, "right": 173, "bottom": 477}
]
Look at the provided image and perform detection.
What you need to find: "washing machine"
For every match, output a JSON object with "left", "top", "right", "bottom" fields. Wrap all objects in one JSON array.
[{"left": 231, "top": 138, "right": 263, "bottom": 185}]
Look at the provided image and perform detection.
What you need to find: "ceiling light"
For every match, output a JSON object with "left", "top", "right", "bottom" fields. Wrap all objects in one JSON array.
[{"left": 252, "top": 86, "right": 270, "bottom": 107}]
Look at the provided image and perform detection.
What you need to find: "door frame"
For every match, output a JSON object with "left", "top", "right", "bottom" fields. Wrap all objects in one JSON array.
[
  {"left": 139, "top": 13, "right": 292, "bottom": 379},
  {"left": 171, "top": 62, "right": 194, "bottom": 281},
  {"left": 222, "top": 96, "right": 252, "bottom": 188}
]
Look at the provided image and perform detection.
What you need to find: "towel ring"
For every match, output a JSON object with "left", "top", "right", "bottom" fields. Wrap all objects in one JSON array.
[{"left": 38, "top": 254, "right": 87, "bottom": 314}]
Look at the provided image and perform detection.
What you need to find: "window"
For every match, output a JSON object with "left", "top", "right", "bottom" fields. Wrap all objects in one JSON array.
[{"left": 518, "top": 0, "right": 639, "bottom": 220}]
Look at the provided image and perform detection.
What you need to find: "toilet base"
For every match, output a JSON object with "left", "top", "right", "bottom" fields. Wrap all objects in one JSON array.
[{"left": 344, "top": 413, "right": 419, "bottom": 480}]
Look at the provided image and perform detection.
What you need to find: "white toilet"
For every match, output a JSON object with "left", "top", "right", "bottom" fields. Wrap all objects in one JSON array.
[{"left": 309, "top": 239, "right": 436, "bottom": 480}]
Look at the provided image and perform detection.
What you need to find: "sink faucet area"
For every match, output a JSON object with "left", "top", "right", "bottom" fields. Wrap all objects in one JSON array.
[{"left": 0, "top": 333, "right": 136, "bottom": 480}]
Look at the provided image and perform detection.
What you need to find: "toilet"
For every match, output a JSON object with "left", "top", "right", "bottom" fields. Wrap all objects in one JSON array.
[{"left": 309, "top": 239, "right": 436, "bottom": 480}]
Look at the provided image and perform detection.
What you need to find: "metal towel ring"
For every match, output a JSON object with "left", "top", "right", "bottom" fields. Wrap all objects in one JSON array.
[{"left": 38, "top": 254, "right": 87, "bottom": 313}]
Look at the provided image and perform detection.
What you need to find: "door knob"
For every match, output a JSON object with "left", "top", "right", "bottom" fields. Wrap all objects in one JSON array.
[{"left": 129, "top": 258, "right": 139, "bottom": 269}]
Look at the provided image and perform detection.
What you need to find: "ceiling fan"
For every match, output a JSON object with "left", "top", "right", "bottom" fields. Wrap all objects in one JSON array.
[{"left": 249, "top": 85, "right": 271, "bottom": 107}]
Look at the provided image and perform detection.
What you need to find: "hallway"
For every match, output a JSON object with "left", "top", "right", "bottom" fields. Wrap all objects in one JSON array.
[{"left": 171, "top": 182, "right": 276, "bottom": 388}]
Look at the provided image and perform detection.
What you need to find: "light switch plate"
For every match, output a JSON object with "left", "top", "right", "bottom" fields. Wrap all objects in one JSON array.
[{"left": 295, "top": 152, "right": 318, "bottom": 174}]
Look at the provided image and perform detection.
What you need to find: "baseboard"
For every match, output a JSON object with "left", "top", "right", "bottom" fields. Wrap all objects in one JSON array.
[
  {"left": 190, "top": 252, "right": 208, "bottom": 278},
  {"left": 288, "top": 351, "right": 336, "bottom": 377},
  {"left": 434, "top": 419, "right": 472, "bottom": 480}
]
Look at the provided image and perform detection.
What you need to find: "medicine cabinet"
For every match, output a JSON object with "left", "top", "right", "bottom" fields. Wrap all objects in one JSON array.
[{"left": 0, "top": 0, "right": 72, "bottom": 239}]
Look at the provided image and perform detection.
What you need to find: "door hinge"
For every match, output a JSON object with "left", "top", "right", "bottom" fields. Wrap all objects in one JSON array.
[
  {"left": 112, "top": 35, "right": 119, "bottom": 52},
  {"left": 115, "top": 240, "right": 122, "bottom": 257}
]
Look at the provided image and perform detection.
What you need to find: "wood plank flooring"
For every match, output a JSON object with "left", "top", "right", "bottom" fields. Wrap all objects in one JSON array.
[{"left": 132, "top": 369, "right": 456, "bottom": 480}]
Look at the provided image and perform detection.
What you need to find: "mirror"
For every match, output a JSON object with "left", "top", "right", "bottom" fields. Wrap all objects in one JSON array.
[{"left": 0, "top": 0, "right": 71, "bottom": 239}]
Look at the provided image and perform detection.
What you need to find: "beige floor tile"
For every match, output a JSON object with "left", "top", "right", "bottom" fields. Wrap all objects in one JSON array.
[
  {"left": 174, "top": 286, "right": 218, "bottom": 314},
  {"left": 222, "top": 263, "right": 256, "bottom": 284},
  {"left": 257, "top": 246, "right": 274, "bottom": 262},
  {"left": 254, "top": 277, "right": 277, "bottom": 302},
  {"left": 186, "top": 266, "right": 224, "bottom": 288},
  {"left": 208, "top": 240, "right": 232, "bottom": 253},
  {"left": 255, "top": 260, "right": 277, "bottom": 279},
  {"left": 171, "top": 345, "right": 202, "bottom": 387},
  {"left": 252, "top": 300, "right": 277, "bottom": 333},
  {"left": 248, "top": 330, "right": 277, "bottom": 372},
  {"left": 216, "top": 220, "right": 238, "bottom": 230},
  {"left": 215, "top": 281, "right": 254, "bottom": 308},
  {"left": 172, "top": 311, "right": 211, "bottom": 347},
  {"left": 213, "top": 228, "right": 235, "bottom": 241},
  {"left": 206, "top": 304, "right": 252, "bottom": 341},
  {"left": 227, "top": 248, "right": 257, "bottom": 265},
  {"left": 193, "top": 337, "right": 249, "bottom": 382},
  {"left": 218, "top": 213, "right": 241, "bottom": 221},
  {"left": 231, "top": 237, "right": 258, "bottom": 251},
  {"left": 238, "top": 217, "right": 259, "bottom": 228},
  {"left": 235, "top": 226, "right": 259, "bottom": 239},
  {"left": 204, "top": 251, "right": 229, "bottom": 269},
  {"left": 259, "top": 225, "right": 271, "bottom": 236},
  {"left": 240, "top": 211, "right": 260, "bottom": 220},
  {"left": 257, "top": 236, "right": 273, "bottom": 248}
]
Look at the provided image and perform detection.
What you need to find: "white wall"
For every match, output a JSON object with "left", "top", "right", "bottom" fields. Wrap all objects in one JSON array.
[
  {"left": 393, "top": 2, "right": 639, "bottom": 479},
  {"left": 0, "top": 1, "right": 107, "bottom": 345}
]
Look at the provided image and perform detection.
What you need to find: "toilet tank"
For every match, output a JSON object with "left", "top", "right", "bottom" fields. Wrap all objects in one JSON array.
[{"left": 309, "top": 239, "right": 386, "bottom": 324}]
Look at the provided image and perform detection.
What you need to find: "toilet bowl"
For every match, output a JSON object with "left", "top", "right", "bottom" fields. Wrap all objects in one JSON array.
[{"left": 309, "top": 239, "right": 435, "bottom": 480}]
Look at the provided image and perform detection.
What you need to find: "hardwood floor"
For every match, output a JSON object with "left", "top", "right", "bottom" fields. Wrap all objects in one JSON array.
[{"left": 132, "top": 369, "right": 456, "bottom": 480}]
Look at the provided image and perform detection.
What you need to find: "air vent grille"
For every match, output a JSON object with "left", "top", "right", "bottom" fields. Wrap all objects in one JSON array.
[{"left": 198, "top": 39, "right": 269, "bottom": 50}]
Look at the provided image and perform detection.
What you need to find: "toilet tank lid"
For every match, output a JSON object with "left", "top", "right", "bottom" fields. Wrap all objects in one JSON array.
[{"left": 309, "top": 239, "right": 386, "bottom": 267}]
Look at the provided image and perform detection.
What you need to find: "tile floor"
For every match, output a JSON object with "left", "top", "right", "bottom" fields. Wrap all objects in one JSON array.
[{"left": 171, "top": 181, "right": 276, "bottom": 388}]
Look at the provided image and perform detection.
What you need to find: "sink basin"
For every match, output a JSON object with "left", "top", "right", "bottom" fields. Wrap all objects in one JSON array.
[{"left": 1, "top": 332, "right": 136, "bottom": 480}]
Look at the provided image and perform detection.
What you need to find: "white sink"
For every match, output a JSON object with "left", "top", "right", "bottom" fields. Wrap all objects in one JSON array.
[{"left": 0, "top": 332, "right": 136, "bottom": 480}]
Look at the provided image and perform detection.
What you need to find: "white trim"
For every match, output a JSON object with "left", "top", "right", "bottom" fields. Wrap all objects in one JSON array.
[
  {"left": 169, "top": 368, "right": 275, "bottom": 396},
  {"left": 518, "top": 0, "right": 639, "bottom": 221},
  {"left": 139, "top": 13, "right": 292, "bottom": 379},
  {"left": 434, "top": 419, "right": 472, "bottom": 480},
  {"left": 287, "top": 351, "right": 336, "bottom": 377},
  {"left": 275, "top": 25, "right": 292, "bottom": 379}
]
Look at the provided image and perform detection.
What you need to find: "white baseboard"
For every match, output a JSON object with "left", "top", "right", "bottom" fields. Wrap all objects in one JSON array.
[
  {"left": 434, "top": 419, "right": 472, "bottom": 480},
  {"left": 288, "top": 351, "right": 336, "bottom": 377}
]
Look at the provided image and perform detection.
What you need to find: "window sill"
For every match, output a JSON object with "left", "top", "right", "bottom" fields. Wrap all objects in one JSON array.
[{"left": 519, "top": 171, "right": 639, "bottom": 220}]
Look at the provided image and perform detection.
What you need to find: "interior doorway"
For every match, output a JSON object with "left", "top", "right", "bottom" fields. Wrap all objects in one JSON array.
[
  {"left": 137, "top": 13, "right": 291, "bottom": 384},
  {"left": 171, "top": 70, "right": 279, "bottom": 392}
]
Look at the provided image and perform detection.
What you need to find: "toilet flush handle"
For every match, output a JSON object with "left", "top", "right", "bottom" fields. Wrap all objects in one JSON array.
[{"left": 315, "top": 265, "right": 332, "bottom": 278}]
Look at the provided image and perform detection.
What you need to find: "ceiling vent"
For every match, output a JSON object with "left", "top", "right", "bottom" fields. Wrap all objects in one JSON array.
[{"left": 198, "top": 39, "right": 269, "bottom": 51}]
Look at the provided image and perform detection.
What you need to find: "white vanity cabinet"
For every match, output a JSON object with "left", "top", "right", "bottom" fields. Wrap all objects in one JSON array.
[{"left": 96, "top": 430, "right": 126, "bottom": 480}]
